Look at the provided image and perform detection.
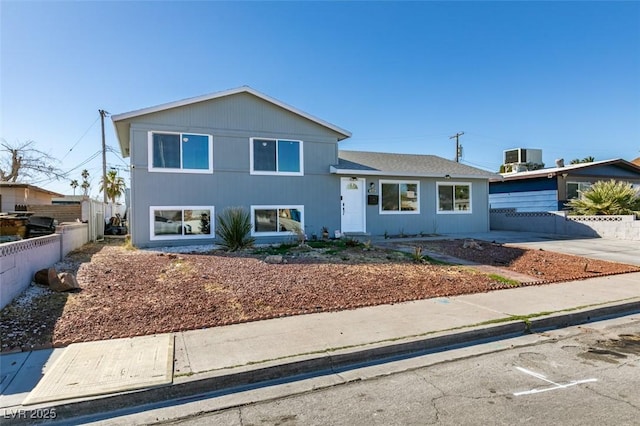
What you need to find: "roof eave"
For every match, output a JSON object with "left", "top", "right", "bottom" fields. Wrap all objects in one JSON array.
[
  {"left": 0, "top": 182, "right": 64, "bottom": 197},
  {"left": 330, "top": 167, "right": 494, "bottom": 179},
  {"left": 113, "top": 121, "right": 130, "bottom": 158},
  {"left": 111, "top": 86, "right": 352, "bottom": 145}
]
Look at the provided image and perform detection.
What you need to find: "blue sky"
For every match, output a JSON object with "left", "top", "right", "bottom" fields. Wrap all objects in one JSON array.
[{"left": 1, "top": 1, "right": 639, "bottom": 197}]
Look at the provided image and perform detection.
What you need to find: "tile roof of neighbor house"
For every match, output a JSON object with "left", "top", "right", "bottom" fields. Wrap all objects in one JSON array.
[
  {"left": 111, "top": 86, "right": 352, "bottom": 157},
  {"left": 333, "top": 150, "right": 500, "bottom": 179},
  {"left": 492, "top": 158, "right": 640, "bottom": 182}
]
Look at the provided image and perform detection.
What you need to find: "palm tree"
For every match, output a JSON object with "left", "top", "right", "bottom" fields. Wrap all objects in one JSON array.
[
  {"left": 70, "top": 179, "right": 79, "bottom": 195},
  {"left": 566, "top": 179, "right": 640, "bottom": 215},
  {"left": 80, "top": 169, "right": 91, "bottom": 196},
  {"left": 570, "top": 156, "right": 595, "bottom": 165},
  {"left": 99, "top": 170, "right": 126, "bottom": 204}
]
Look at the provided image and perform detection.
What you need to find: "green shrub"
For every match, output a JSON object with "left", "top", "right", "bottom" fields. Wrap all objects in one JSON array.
[
  {"left": 216, "top": 207, "right": 255, "bottom": 251},
  {"left": 412, "top": 246, "right": 424, "bottom": 263},
  {"left": 566, "top": 179, "right": 640, "bottom": 216}
]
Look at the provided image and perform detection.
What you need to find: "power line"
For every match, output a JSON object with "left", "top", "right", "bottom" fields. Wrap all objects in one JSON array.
[
  {"left": 28, "top": 151, "right": 103, "bottom": 186},
  {"left": 106, "top": 146, "right": 129, "bottom": 167},
  {"left": 61, "top": 116, "right": 100, "bottom": 160}
]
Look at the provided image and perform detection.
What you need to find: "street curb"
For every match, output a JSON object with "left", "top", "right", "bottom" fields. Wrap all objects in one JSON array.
[
  {"left": 527, "top": 300, "right": 640, "bottom": 332},
  {"left": 5, "top": 300, "right": 640, "bottom": 425}
]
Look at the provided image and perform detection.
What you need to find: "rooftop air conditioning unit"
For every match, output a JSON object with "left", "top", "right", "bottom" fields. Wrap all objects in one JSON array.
[{"left": 503, "top": 148, "right": 543, "bottom": 165}]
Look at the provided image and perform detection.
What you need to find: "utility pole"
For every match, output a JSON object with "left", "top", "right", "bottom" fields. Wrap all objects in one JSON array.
[
  {"left": 99, "top": 109, "right": 109, "bottom": 204},
  {"left": 449, "top": 131, "right": 464, "bottom": 163}
]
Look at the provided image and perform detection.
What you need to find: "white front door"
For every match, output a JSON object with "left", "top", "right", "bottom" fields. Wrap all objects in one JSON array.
[{"left": 340, "top": 177, "right": 366, "bottom": 233}]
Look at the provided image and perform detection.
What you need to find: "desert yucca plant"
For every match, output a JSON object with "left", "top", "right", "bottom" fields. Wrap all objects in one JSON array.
[
  {"left": 566, "top": 179, "right": 640, "bottom": 216},
  {"left": 216, "top": 207, "right": 255, "bottom": 251}
]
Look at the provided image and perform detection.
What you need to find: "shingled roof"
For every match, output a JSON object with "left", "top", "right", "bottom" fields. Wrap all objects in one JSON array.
[{"left": 332, "top": 150, "right": 499, "bottom": 179}]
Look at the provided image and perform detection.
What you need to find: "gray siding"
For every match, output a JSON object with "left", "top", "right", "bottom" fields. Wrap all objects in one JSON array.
[
  {"left": 130, "top": 93, "right": 343, "bottom": 142},
  {"left": 126, "top": 93, "right": 343, "bottom": 247},
  {"left": 362, "top": 177, "right": 490, "bottom": 236}
]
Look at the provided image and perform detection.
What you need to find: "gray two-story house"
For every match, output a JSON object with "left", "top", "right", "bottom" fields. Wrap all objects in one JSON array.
[{"left": 112, "top": 87, "right": 497, "bottom": 248}]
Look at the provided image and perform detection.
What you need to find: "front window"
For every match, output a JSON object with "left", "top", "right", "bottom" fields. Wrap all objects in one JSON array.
[
  {"left": 380, "top": 181, "right": 419, "bottom": 214},
  {"left": 250, "top": 138, "right": 303, "bottom": 175},
  {"left": 150, "top": 206, "right": 214, "bottom": 240},
  {"left": 437, "top": 183, "right": 472, "bottom": 213},
  {"left": 252, "top": 206, "right": 304, "bottom": 235},
  {"left": 149, "top": 132, "right": 213, "bottom": 173},
  {"left": 567, "top": 182, "right": 592, "bottom": 199}
]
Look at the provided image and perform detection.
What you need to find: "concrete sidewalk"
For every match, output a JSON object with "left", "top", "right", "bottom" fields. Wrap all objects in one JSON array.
[
  {"left": 1, "top": 233, "right": 640, "bottom": 424},
  {"left": 2, "top": 273, "right": 640, "bottom": 424}
]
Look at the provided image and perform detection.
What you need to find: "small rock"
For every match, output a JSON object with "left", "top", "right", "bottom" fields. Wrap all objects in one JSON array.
[
  {"left": 462, "top": 239, "right": 483, "bottom": 250},
  {"left": 264, "top": 255, "right": 284, "bottom": 264}
]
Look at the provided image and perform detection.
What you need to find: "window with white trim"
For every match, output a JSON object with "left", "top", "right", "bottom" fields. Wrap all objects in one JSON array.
[
  {"left": 437, "top": 182, "right": 472, "bottom": 213},
  {"left": 148, "top": 132, "right": 213, "bottom": 173},
  {"left": 567, "top": 182, "right": 592, "bottom": 199},
  {"left": 250, "top": 138, "right": 303, "bottom": 175},
  {"left": 150, "top": 206, "right": 214, "bottom": 240},
  {"left": 251, "top": 206, "right": 304, "bottom": 236},
  {"left": 380, "top": 180, "right": 420, "bottom": 213}
]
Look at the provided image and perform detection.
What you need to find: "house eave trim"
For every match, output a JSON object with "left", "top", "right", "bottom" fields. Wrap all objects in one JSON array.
[
  {"left": 111, "top": 86, "right": 352, "bottom": 139},
  {"left": 330, "top": 167, "right": 492, "bottom": 180}
]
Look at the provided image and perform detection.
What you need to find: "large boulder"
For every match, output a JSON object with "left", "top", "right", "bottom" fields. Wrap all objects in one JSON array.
[
  {"left": 52, "top": 272, "right": 80, "bottom": 292},
  {"left": 34, "top": 268, "right": 62, "bottom": 288},
  {"left": 33, "top": 268, "right": 80, "bottom": 292}
]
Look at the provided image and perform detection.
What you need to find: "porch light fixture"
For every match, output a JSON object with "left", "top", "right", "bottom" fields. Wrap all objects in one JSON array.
[{"left": 444, "top": 174, "right": 451, "bottom": 179}]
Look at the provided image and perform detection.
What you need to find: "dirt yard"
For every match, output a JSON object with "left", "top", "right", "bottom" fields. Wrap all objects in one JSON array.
[{"left": 1, "top": 238, "right": 638, "bottom": 352}]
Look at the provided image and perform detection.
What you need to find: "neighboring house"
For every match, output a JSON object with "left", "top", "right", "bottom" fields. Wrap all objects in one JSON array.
[
  {"left": 0, "top": 182, "right": 63, "bottom": 213},
  {"left": 632, "top": 157, "right": 640, "bottom": 167},
  {"left": 489, "top": 159, "right": 640, "bottom": 212},
  {"left": 112, "top": 87, "right": 498, "bottom": 248}
]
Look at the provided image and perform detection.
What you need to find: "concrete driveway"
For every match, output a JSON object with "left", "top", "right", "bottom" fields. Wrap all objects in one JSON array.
[{"left": 445, "top": 231, "right": 640, "bottom": 266}]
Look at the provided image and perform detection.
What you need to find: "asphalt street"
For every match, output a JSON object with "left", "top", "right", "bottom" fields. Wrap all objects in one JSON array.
[{"left": 92, "top": 314, "right": 640, "bottom": 426}]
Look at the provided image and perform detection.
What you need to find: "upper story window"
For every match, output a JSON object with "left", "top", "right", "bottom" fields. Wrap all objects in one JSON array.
[
  {"left": 437, "top": 182, "right": 472, "bottom": 213},
  {"left": 380, "top": 180, "right": 420, "bottom": 214},
  {"left": 149, "top": 132, "right": 213, "bottom": 173},
  {"left": 250, "top": 138, "right": 303, "bottom": 176}
]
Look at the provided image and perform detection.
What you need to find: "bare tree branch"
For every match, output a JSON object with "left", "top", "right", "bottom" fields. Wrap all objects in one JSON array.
[{"left": 0, "top": 139, "right": 65, "bottom": 182}]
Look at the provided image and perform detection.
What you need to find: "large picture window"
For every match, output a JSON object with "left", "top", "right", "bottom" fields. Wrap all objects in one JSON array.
[
  {"left": 380, "top": 181, "right": 419, "bottom": 214},
  {"left": 437, "top": 183, "right": 472, "bottom": 213},
  {"left": 250, "top": 138, "right": 303, "bottom": 175},
  {"left": 149, "top": 132, "right": 213, "bottom": 173},
  {"left": 150, "top": 206, "right": 214, "bottom": 240},
  {"left": 251, "top": 206, "right": 304, "bottom": 235}
]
